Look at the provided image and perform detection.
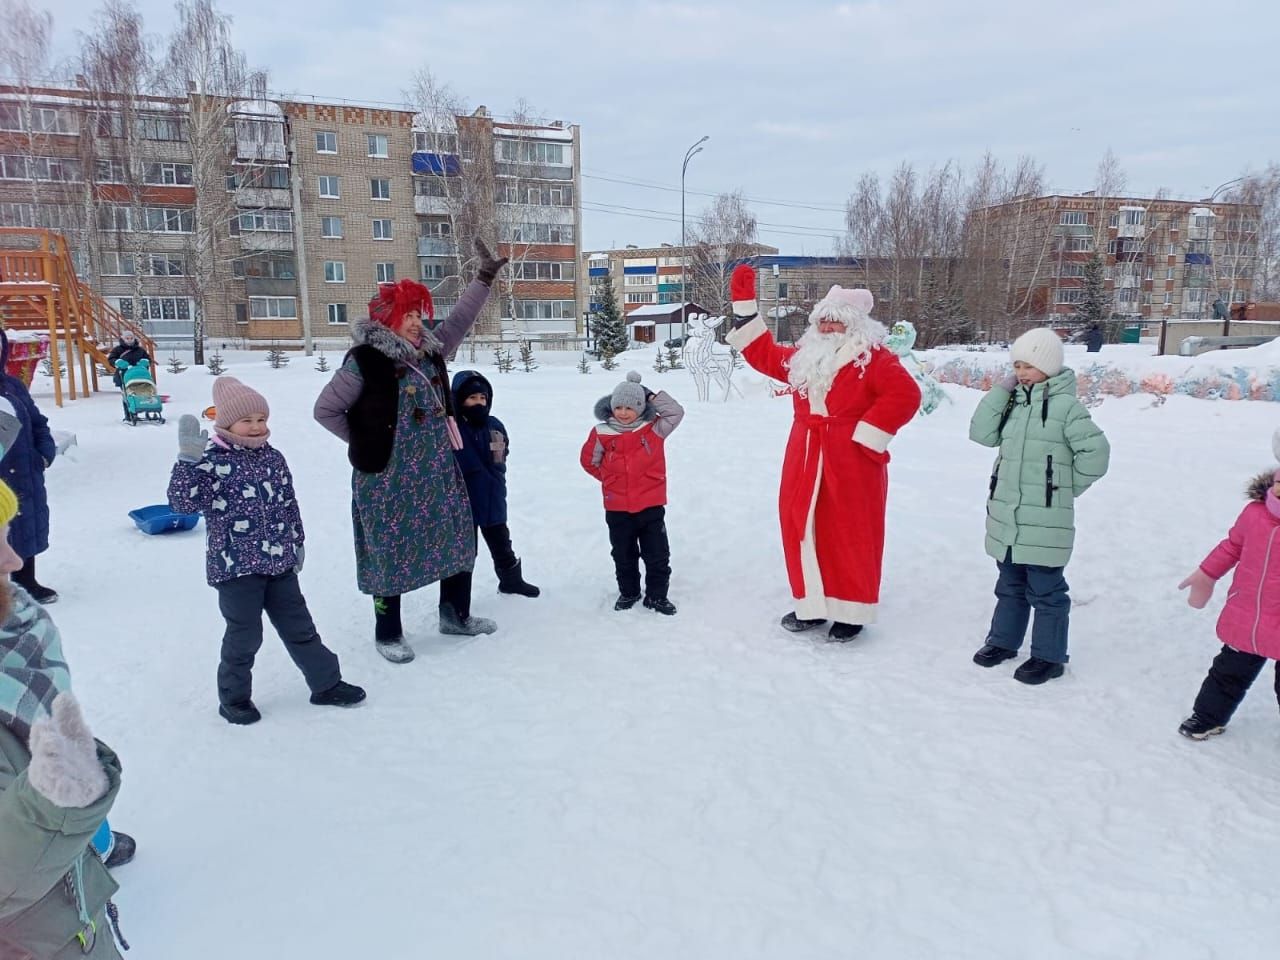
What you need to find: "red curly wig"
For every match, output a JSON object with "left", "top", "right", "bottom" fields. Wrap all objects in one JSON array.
[{"left": 369, "top": 279, "right": 434, "bottom": 330}]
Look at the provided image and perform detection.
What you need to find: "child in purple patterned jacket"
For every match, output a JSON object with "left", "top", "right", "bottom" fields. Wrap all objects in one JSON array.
[{"left": 167, "top": 376, "right": 365, "bottom": 725}]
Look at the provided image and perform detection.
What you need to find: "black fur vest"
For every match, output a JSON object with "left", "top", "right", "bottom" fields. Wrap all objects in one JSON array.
[{"left": 344, "top": 319, "right": 452, "bottom": 474}]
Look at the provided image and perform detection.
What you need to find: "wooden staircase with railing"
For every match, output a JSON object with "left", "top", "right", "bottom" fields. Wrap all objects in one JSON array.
[{"left": 0, "top": 227, "right": 157, "bottom": 407}]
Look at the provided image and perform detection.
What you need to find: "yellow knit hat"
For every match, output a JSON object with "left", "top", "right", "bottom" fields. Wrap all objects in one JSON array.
[{"left": 0, "top": 480, "right": 17, "bottom": 527}]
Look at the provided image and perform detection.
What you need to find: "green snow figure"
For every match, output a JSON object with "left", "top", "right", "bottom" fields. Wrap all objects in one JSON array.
[{"left": 885, "top": 321, "right": 945, "bottom": 415}]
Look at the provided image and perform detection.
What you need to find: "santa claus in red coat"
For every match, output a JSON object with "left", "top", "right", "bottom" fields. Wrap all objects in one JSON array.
[{"left": 725, "top": 264, "right": 921, "bottom": 640}]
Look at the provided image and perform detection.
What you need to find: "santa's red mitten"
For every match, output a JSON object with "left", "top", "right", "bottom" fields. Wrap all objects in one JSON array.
[{"left": 729, "top": 265, "right": 758, "bottom": 327}]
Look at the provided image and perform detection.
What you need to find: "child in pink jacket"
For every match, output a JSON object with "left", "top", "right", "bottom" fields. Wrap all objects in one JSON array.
[{"left": 1177, "top": 465, "right": 1280, "bottom": 739}]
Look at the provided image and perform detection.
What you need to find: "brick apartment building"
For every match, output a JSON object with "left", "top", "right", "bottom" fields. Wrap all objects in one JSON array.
[
  {"left": 0, "top": 83, "right": 584, "bottom": 346},
  {"left": 977, "top": 193, "right": 1262, "bottom": 323}
]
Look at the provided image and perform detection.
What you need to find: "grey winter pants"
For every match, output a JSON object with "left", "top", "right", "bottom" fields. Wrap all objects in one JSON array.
[
  {"left": 986, "top": 554, "right": 1071, "bottom": 663},
  {"left": 214, "top": 571, "right": 341, "bottom": 706}
]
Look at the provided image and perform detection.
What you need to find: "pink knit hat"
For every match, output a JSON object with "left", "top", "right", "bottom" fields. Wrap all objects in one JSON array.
[{"left": 212, "top": 376, "right": 269, "bottom": 428}]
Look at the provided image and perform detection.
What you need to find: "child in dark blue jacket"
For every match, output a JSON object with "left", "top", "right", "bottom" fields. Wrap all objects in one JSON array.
[{"left": 451, "top": 370, "right": 539, "bottom": 597}]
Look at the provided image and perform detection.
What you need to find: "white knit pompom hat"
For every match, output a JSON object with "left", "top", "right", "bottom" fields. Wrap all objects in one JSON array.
[{"left": 1010, "top": 328, "right": 1064, "bottom": 377}]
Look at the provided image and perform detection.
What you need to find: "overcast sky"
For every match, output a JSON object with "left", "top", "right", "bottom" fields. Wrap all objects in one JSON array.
[{"left": 46, "top": 0, "right": 1280, "bottom": 253}]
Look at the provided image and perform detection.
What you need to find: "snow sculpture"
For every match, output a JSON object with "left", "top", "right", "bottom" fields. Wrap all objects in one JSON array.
[{"left": 885, "top": 321, "right": 946, "bottom": 415}]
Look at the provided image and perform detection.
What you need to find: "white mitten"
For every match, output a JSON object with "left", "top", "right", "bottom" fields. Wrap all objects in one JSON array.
[{"left": 27, "top": 693, "right": 109, "bottom": 809}]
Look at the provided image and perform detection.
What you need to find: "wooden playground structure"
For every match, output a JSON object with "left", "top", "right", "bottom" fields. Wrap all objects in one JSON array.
[{"left": 0, "top": 227, "right": 156, "bottom": 407}]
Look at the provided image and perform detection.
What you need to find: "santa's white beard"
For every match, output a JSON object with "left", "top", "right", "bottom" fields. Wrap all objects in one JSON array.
[{"left": 786, "top": 325, "right": 874, "bottom": 396}]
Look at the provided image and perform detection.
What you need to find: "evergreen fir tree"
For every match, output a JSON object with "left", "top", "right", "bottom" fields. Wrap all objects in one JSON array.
[
  {"left": 266, "top": 343, "right": 290, "bottom": 369},
  {"left": 592, "top": 281, "right": 629, "bottom": 357},
  {"left": 39, "top": 356, "right": 65, "bottom": 380},
  {"left": 518, "top": 339, "right": 538, "bottom": 372},
  {"left": 665, "top": 346, "right": 683, "bottom": 370},
  {"left": 315, "top": 349, "right": 330, "bottom": 373},
  {"left": 207, "top": 349, "right": 226, "bottom": 375},
  {"left": 600, "top": 345, "right": 618, "bottom": 372},
  {"left": 493, "top": 346, "right": 515, "bottom": 373},
  {"left": 167, "top": 352, "right": 187, "bottom": 374},
  {"left": 1074, "top": 255, "right": 1111, "bottom": 328},
  {"left": 653, "top": 348, "right": 669, "bottom": 373},
  {"left": 577, "top": 353, "right": 592, "bottom": 374}
]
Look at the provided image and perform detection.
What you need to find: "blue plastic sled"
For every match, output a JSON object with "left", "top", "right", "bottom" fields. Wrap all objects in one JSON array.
[{"left": 129, "top": 505, "right": 200, "bottom": 535}]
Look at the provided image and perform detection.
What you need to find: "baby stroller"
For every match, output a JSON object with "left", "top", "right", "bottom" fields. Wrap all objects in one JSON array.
[{"left": 116, "top": 358, "right": 165, "bottom": 425}]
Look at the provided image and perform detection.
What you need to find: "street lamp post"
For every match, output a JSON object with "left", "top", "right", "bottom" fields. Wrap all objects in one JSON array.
[
  {"left": 681, "top": 135, "right": 709, "bottom": 339},
  {"left": 1205, "top": 178, "right": 1246, "bottom": 326}
]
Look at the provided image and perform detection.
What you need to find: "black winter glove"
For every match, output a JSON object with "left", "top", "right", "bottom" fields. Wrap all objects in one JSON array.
[{"left": 475, "top": 239, "right": 509, "bottom": 286}]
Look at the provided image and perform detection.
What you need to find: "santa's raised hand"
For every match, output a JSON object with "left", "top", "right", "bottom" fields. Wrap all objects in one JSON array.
[{"left": 730, "top": 264, "right": 758, "bottom": 327}]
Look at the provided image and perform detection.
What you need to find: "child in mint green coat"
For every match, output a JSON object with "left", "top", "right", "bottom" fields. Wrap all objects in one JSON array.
[{"left": 968, "top": 328, "right": 1110, "bottom": 685}]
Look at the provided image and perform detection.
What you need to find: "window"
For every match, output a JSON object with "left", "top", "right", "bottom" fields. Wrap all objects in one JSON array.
[
  {"left": 145, "top": 254, "right": 186, "bottom": 276},
  {"left": 97, "top": 206, "right": 132, "bottom": 231},
  {"left": 496, "top": 140, "right": 566, "bottom": 165},
  {"left": 1192, "top": 213, "right": 1214, "bottom": 229},
  {"left": 324, "top": 261, "right": 346, "bottom": 283},
  {"left": 1116, "top": 288, "right": 1139, "bottom": 306},
  {"left": 1058, "top": 262, "right": 1086, "bottom": 278},
  {"left": 375, "top": 262, "right": 396, "bottom": 283},
  {"left": 421, "top": 263, "right": 448, "bottom": 281},
  {"left": 499, "top": 183, "right": 574, "bottom": 206},
  {"left": 367, "top": 134, "right": 389, "bottom": 158},
  {"left": 623, "top": 272, "right": 655, "bottom": 286},
  {"left": 0, "top": 104, "right": 19, "bottom": 131},
  {"left": 372, "top": 218, "right": 393, "bottom": 240},
  {"left": 249, "top": 296, "right": 298, "bottom": 319},
  {"left": 100, "top": 251, "right": 135, "bottom": 276},
  {"left": 90, "top": 111, "right": 125, "bottom": 138},
  {"left": 327, "top": 303, "right": 348, "bottom": 325},
  {"left": 1060, "top": 211, "right": 1088, "bottom": 226},
  {"left": 113, "top": 296, "right": 134, "bottom": 318},
  {"left": 318, "top": 175, "right": 340, "bottom": 199},
  {"left": 236, "top": 255, "right": 296, "bottom": 280},
  {"left": 1187, "top": 240, "right": 1212, "bottom": 255},
  {"left": 138, "top": 297, "right": 193, "bottom": 320},
  {"left": 499, "top": 222, "right": 575, "bottom": 244},
  {"left": 95, "top": 159, "right": 127, "bottom": 183},
  {"left": 625, "top": 292, "right": 656, "bottom": 304},
  {"left": 777, "top": 282, "right": 789, "bottom": 298},
  {"left": 514, "top": 299, "right": 578, "bottom": 319},
  {"left": 1123, "top": 209, "right": 1146, "bottom": 226},
  {"left": 516, "top": 261, "right": 577, "bottom": 281},
  {"left": 1168, "top": 243, "right": 1176, "bottom": 257},
  {"left": 238, "top": 211, "right": 292, "bottom": 233},
  {"left": 420, "top": 219, "right": 452, "bottom": 237},
  {"left": 1167, "top": 267, "right": 1175, "bottom": 281},
  {"left": 228, "top": 166, "right": 289, "bottom": 190},
  {"left": 235, "top": 303, "right": 248, "bottom": 324},
  {"left": 0, "top": 105, "right": 74, "bottom": 134},
  {"left": 370, "top": 178, "right": 391, "bottom": 200},
  {"left": 1063, "top": 237, "right": 1093, "bottom": 253},
  {"left": 0, "top": 155, "right": 82, "bottom": 182},
  {"left": 316, "top": 131, "right": 337, "bottom": 154},
  {"left": 321, "top": 216, "right": 343, "bottom": 238},
  {"left": 137, "top": 114, "right": 185, "bottom": 141},
  {"left": 143, "top": 162, "right": 193, "bottom": 185},
  {"left": 413, "top": 131, "right": 458, "bottom": 153},
  {"left": 1, "top": 202, "right": 75, "bottom": 229},
  {"left": 1055, "top": 288, "right": 1085, "bottom": 304},
  {"left": 144, "top": 207, "right": 194, "bottom": 233},
  {"left": 1164, "top": 292, "right": 1173, "bottom": 305},
  {"left": 1232, "top": 290, "right": 1248, "bottom": 303},
  {"left": 1108, "top": 214, "right": 1119, "bottom": 228}
]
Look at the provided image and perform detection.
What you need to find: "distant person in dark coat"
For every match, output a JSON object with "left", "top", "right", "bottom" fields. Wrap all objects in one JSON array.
[
  {"left": 450, "top": 369, "right": 539, "bottom": 598},
  {"left": 106, "top": 332, "right": 149, "bottom": 387},
  {"left": 0, "top": 330, "right": 58, "bottom": 604},
  {"left": 1085, "top": 323, "right": 1104, "bottom": 353}
]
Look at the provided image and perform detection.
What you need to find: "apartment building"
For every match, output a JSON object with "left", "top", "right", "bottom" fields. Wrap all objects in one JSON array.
[
  {"left": 584, "top": 242, "right": 779, "bottom": 319},
  {"left": 0, "top": 83, "right": 584, "bottom": 345},
  {"left": 978, "top": 194, "right": 1262, "bottom": 322}
]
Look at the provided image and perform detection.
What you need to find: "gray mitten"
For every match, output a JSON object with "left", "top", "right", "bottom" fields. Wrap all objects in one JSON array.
[
  {"left": 474, "top": 239, "right": 509, "bottom": 286},
  {"left": 177, "top": 413, "right": 208, "bottom": 463},
  {"left": 27, "top": 693, "right": 109, "bottom": 809},
  {"left": 295, "top": 543, "right": 305, "bottom": 574},
  {"left": 0, "top": 410, "right": 21, "bottom": 459},
  {"left": 997, "top": 372, "right": 1018, "bottom": 392}
]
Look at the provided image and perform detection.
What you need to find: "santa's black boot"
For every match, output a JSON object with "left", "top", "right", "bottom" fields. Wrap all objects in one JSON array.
[{"left": 781, "top": 611, "right": 825, "bottom": 632}]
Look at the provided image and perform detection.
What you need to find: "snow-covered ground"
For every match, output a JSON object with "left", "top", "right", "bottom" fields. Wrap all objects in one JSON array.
[{"left": 31, "top": 344, "right": 1280, "bottom": 959}]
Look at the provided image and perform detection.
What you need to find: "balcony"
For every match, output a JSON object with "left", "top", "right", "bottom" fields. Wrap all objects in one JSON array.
[
  {"left": 414, "top": 195, "right": 451, "bottom": 216},
  {"left": 1185, "top": 252, "right": 1213, "bottom": 266},
  {"left": 1055, "top": 224, "right": 1093, "bottom": 237},
  {"left": 418, "top": 237, "right": 457, "bottom": 257},
  {"left": 239, "top": 232, "right": 294, "bottom": 252},
  {"left": 1186, "top": 276, "right": 1213, "bottom": 288},
  {"left": 245, "top": 276, "right": 297, "bottom": 297},
  {"left": 236, "top": 187, "right": 291, "bottom": 210},
  {"left": 412, "top": 152, "right": 461, "bottom": 176}
]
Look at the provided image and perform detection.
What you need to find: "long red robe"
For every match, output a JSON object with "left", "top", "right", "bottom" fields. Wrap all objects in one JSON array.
[{"left": 728, "top": 317, "right": 921, "bottom": 623}]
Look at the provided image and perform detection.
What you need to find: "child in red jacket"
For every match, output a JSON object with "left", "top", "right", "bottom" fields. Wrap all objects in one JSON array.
[
  {"left": 580, "top": 371, "right": 685, "bottom": 614},
  {"left": 1178, "top": 464, "right": 1280, "bottom": 740}
]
